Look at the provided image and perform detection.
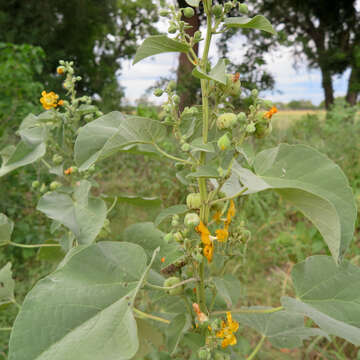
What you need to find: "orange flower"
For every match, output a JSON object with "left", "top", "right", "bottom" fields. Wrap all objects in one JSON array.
[
  {"left": 192, "top": 303, "right": 208, "bottom": 323},
  {"left": 215, "top": 228, "right": 229, "bottom": 242},
  {"left": 58, "top": 99, "right": 64, "bottom": 106},
  {"left": 203, "top": 242, "right": 214, "bottom": 262},
  {"left": 196, "top": 221, "right": 211, "bottom": 245},
  {"left": 264, "top": 106, "right": 278, "bottom": 119},
  {"left": 225, "top": 200, "right": 236, "bottom": 225},
  {"left": 57, "top": 66, "right": 65, "bottom": 75},
  {"left": 213, "top": 211, "right": 222, "bottom": 224},
  {"left": 216, "top": 312, "right": 239, "bottom": 348},
  {"left": 64, "top": 167, "right": 73, "bottom": 175},
  {"left": 40, "top": 91, "right": 60, "bottom": 110},
  {"left": 161, "top": 257, "right": 165, "bottom": 263}
]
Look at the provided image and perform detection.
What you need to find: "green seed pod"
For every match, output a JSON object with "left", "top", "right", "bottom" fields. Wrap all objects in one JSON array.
[
  {"left": 186, "top": 193, "right": 202, "bottom": 209},
  {"left": 212, "top": 4, "right": 223, "bottom": 18},
  {"left": 226, "top": 74, "right": 241, "bottom": 97},
  {"left": 52, "top": 154, "right": 63, "bottom": 164},
  {"left": 181, "top": 143, "right": 191, "bottom": 152},
  {"left": 217, "top": 133, "right": 231, "bottom": 151},
  {"left": 184, "top": 213, "right": 200, "bottom": 227},
  {"left": 174, "top": 232, "right": 183, "bottom": 242},
  {"left": 238, "top": 3, "right": 249, "bottom": 14},
  {"left": 32, "top": 180, "right": 40, "bottom": 189},
  {"left": 159, "top": 9, "right": 169, "bottom": 16},
  {"left": 224, "top": 2, "right": 233, "bottom": 13},
  {"left": 171, "top": 218, "right": 179, "bottom": 227},
  {"left": 198, "top": 349, "right": 209, "bottom": 360},
  {"left": 183, "top": 7, "right": 195, "bottom": 18},
  {"left": 164, "top": 233, "right": 174, "bottom": 243},
  {"left": 173, "top": 94, "right": 180, "bottom": 104},
  {"left": 217, "top": 113, "right": 237, "bottom": 130},
  {"left": 154, "top": 88, "right": 164, "bottom": 97},
  {"left": 246, "top": 122, "right": 256, "bottom": 133},
  {"left": 237, "top": 112, "right": 247, "bottom": 122},
  {"left": 251, "top": 89, "right": 259, "bottom": 97},
  {"left": 168, "top": 80, "right": 177, "bottom": 91},
  {"left": 40, "top": 183, "right": 47, "bottom": 193},
  {"left": 70, "top": 166, "right": 78, "bottom": 173},
  {"left": 194, "top": 31, "right": 202, "bottom": 41},
  {"left": 255, "top": 122, "right": 272, "bottom": 139},
  {"left": 50, "top": 181, "right": 62, "bottom": 191},
  {"left": 164, "top": 277, "right": 183, "bottom": 295},
  {"left": 168, "top": 25, "right": 177, "bottom": 34}
]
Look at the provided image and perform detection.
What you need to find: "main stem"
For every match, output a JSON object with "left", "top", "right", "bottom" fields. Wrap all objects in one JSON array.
[{"left": 198, "top": 0, "right": 213, "bottom": 313}]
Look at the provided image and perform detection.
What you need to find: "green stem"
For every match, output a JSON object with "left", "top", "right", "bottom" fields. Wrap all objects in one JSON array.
[
  {"left": 182, "top": 295, "right": 195, "bottom": 323},
  {"left": 209, "top": 187, "right": 248, "bottom": 206},
  {"left": 153, "top": 143, "right": 193, "bottom": 165},
  {"left": 9, "top": 241, "right": 61, "bottom": 249},
  {"left": 247, "top": 335, "right": 266, "bottom": 360},
  {"left": 145, "top": 277, "right": 198, "bottom": 291},
  {"left": 0, "top": 327, "right": 11, "bottom": 332},
  {"left": 133, "top": 308, "right": 170, "bottom": 325},
  {"left": 212, "top": 306, "right": 283, "bottom": 316}
]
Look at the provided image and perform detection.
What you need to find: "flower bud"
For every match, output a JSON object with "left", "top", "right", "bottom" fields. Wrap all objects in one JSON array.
[
  {"left": 238, "top": 3, "right": 249, "bottom": 14},
  {"left": 154, "top": 88, "right": 164, "bottom": 97},
  {"left": 181, "top": 143, "right": 190, "bottom": 152},
  {"left": 56, "top": 66, "right": 65, "bottom": 75},
  {"left": 164, "top": 277, "right": 183, "bottom": 295},
  {"left": 159, "top": 9, "right": 169, "bottom": 16},
  {"left": 255, "top": 122, "right": 272, "bottom": 139},
  {"left": 173, "top": 94, "right": 180, "bottom": 104},
  {"left": 227, "top": 74, "right": 241, "bottom": 97},
  {"left": 251, "top": 89, "right": 259, "bottom": 97},
  {"left": 183, "top": 7, "right": 195, "bottom": 18},
  {"left": 40, "top": 183, "right": 47, "bottom": 193},
  {"left": 32, "top": 180, "right": 40, "bottom": 189},
  {"left": 217, "top": 133, "right": 231, "bottom": 151},
  {"left": 174, "top": 232, "right": 183, "bottom": 242},
  {"left": 246, "top": 122, "right": 256, "bottom": 133},
  {"left": 186, "top": 193, "right": 202, "bottom": 209},
  {"left": 50, "top": 181, "right": 62, "bottom": 191},
  {"left": 198, "top": 349, "right": 210, "bottom": 360},
  {"left": 168, "top": 25, "right": 177, "bottom": 34},
  {"left": 237, "top": 112, "right": 247, "bottom": 122},
  {"left": 168, "top": 80, "right": 177, "bottom": 91},
  {"left": 52, "top": 154, "right": 63, "bottom": 164},
  {"left": 184, "top": 213, "right": 200, "bottom": 227},
  {"left": 217, "top": 113, "right": 237, "bottom": 130},
  {"left": 194, "top": 31, "right": 202, "bottom": 41},
  {"left": 212, "top": 4, "right": 223, "bottom": 18},
  {"left": 224, "top": 2, "right": 234, "bottom": 12}
]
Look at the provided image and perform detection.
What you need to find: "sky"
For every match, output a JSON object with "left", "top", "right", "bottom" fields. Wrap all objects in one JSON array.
[{"left": 118, "top": 13, "right": 351, "bottom": 106}]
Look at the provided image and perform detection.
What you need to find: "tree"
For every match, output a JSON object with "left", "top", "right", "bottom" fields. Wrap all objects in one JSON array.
[
  {"left": 0, "top": 0, "right": 159, "bottom": 110},
  {"left": 250, "top": 0, "right": 360, "bottom": 108}
]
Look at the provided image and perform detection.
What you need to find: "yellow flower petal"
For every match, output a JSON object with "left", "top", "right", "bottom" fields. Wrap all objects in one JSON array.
[{"left": 215, "top": 228, "right": 229, "bottom": 242}]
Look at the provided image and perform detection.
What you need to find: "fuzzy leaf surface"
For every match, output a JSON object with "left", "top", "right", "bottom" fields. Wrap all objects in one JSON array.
[
  {"left": 282, "top": 255, "right": 360, "bottom": 346},
  {"left": 8, "top": 242, "right": 149, "bottom": 360},
  {"left": 133, "top": 35, "right": 189, "bottom": 64},
  {"left": 0, "top": 263, "right": 15, "bottom": 304},
  {"left": 222, "top": 144, "right": 356, "bottom": 262},
  {"left": 224, "top": 15, "right": 276, "bottom": 35},
  {"left": 75, "top": 111, "right": 166, "bottom": 170},
  {"left": 0, "top": 213, "right": 13, "bottom": 245},
  {"left": 192, "top": 59, "right": 227, "bottom": 85}
]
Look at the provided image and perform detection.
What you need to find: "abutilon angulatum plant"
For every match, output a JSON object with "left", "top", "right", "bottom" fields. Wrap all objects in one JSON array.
[{"left": 1, "top": 1, "right": 359, "bottom": 359}]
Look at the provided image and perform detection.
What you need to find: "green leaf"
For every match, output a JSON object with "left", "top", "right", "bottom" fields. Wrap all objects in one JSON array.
[
  {"left": 9, "top": 242, "right": 151, "bottom": 360},
  {"left": 166, "top": 314, "right": 191, "bottom": 355},
  {"left": 187, "top": 165, "right": 220, "bottom": 179},
  {"left": 0, "top": 263, "right": 15, "bottom": 304},
  {"left": 282, "top": 255, "right": 360, "bottom": 346},
  {"left": 222, "top": 144, "right": 356, "bottom": 262},
  {"left": 233, "top": 308, "right": 326, "bottom": 349},
  {"left": 133, "top": 35, "right": 189, "bottom": 65},
  {"left": 37, "top": 180, "right": 107, "bottom": 245},
  {"left": 123, "top": 222, "right": 183, "bottom": 272},
  {"left": 0, "top": 213, "right": 14, "bottom": 245},
  {"left": 37, "top": 241, "right": 65, "bottom": 263},
  {"left": 18, "top": 113, "right": 47, "bottom": 145},
  {"left": 0, "top": 141, "right": 46, "bottom": 177},
  {"left": 224, "top": 15, "right": 277, "bottom": 35},
  {"left": 117, "top": 194, "right": 162, "bottom": 208},
  {"left": 192, "top": 59, "right": 227, "bottom": 85},
  {"left": 133, "top": 319, "right": 164, "bottom": 359},
  {"left": 75, "top": 111, "right": 166, "bottom": 171},
  {"left": 190, "top": 137, "right": 215, "bottom": 153},
  {"left": 213, "top": 275, "right": 242, "bottom": 308},
  {"left": 185, "top": 0, "right": 200, "bottom": 6},
  {"left": 154, "top": 205, "right": 188, "bottom": 226}
]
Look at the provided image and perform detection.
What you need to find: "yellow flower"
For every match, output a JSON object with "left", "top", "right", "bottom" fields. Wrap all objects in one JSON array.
[
  {"left": 57, "top": 66, "right": 65, "bottom": 75},
  {"left": 264, "top": 106, "right": 278, "bottom": 119},
  {"left": 225, "top": 200, "right": 236, "bottom": 225},
  {"left": 58, "top": 99, "right": 64, "bottom": 106},
  {"left": 196, "top": 221, "right": 211, "bottom": 245},
  {"left": 203, "top": 243, "right": 214, "bottom": 262},
  {"left": 213, "top": 210, "right": 222, "bottom": 223},
  {"left": 215, "top": 228, "right": 229, "bottom": 242},
  {"left": 216, "top": 312, "right": 239, "bottom": 348},
  {"left": 40, "top": 91, "right": 59, "bottom": 110}
]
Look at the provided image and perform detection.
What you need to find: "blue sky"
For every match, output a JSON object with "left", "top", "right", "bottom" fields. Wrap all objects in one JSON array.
[{"left": 119, "top": 19, "right": 351, "bottom": 106}]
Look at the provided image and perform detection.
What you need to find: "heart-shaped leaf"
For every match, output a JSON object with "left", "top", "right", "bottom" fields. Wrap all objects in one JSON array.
[
  {"left": 8, "top": 242, "right": 155, "bottom": 360},
  {"left": 222, "top": 144, "right": 356, "bottom": 262},
  {"left": 282, "top": 255, "right": 360, "bottom": 346},
  {"left": 133, "top": 35, "right": 189, "bottom": 65},
  {"left": 74, "top": 112, "right": 166, "bottom": 171},
  {"left": 192, "top": 59, "right": 227, "bottom": 85}
]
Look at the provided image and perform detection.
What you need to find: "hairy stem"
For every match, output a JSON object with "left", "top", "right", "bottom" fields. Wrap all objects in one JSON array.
[
  {"left": 133, "top": 308, "right": 170, "bottom": 324},
  {"left": 247, "top": 335, "right": 266, "bottom": 360},
  {"left": 212, "top": 306, "right": 283, "bottom": 316},
  {"left": 9, "top": 241, "right": 61, "bottom": 249}
]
